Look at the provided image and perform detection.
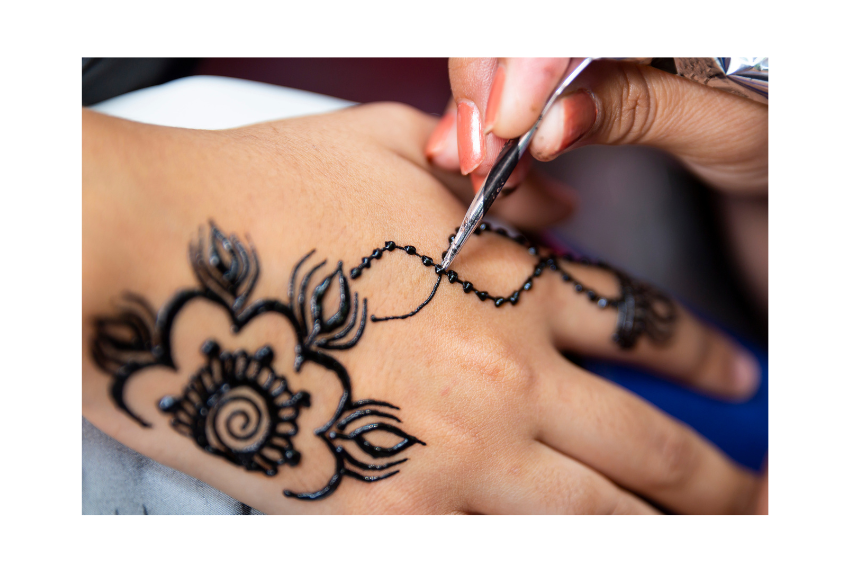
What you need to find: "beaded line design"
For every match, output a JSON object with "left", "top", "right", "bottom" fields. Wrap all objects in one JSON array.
[{"left": 349, "top": 222, "right": 677, "bottom": 349}]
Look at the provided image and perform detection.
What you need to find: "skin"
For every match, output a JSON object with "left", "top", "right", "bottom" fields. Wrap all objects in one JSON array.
[{"left": 83, "top": 103, "right": 761, "bottom": 514}]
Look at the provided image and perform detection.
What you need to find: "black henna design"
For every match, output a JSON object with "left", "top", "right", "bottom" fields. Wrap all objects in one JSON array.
[
  {"left": 91, "top": 219, "right": 676, "bottom": 503},
  {"left": 349, "top": 222, "right": 677, "bottom": 349},
  {"left": 91, "top": 222, "right": 424, "bottom": 501},
  {"left": 159, "top": 340, "right": 310, "bottom": 476}
]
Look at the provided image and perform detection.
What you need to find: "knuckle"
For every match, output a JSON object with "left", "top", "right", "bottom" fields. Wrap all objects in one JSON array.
[
  {"left": 611, "top": 65, "right": 658, "bottom": 145},
  {"left": 458, "top": 331, "right": 534, "bottom": 391},
  {"left": 647, "top": 424, "right": 699, "bottom": 490}
]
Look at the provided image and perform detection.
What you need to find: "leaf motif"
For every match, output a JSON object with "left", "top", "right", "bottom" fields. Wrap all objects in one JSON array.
[
  {"left": 92, "top": 293, "right": 157, "bottom": 373},
  {"left": 310, "top": 262, "right": 351, "bottom": 335},
  {"left": 342, "top": 422, "right": 426, "bottom": 459},
  {"left": 190, "top": 222, "right": 259, "bottom": 312}
]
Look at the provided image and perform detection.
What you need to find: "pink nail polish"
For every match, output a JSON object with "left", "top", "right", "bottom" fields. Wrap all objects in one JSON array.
[
  {"left": 733, "top": 351, "right": 761, "bottom": 394},
  {"left": 457, "top": 99, "right": 484, "bottom": 175},
  {"left": 484, "top": 65, "right": 505, "bottom": 134},
  {"left": 425, "top": 111, "right": 455, "bottom": 158}
]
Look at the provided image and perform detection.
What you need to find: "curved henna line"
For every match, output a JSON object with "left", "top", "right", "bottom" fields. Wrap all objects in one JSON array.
[
  {"left": 339, "top": 448, "right": 408, "bottom": 472},
  {"left": 110, "top": 362, "right": 156, "bottom": 428},
  {"left": 337, "top": 408, "right": 402, "bottom": 430},
  {"left": 288, "top": 249, "right": 316, "bottom": 305},
  {"left": 372, "top": 274, "right": 443, "bottom": 322},
  {"left": 319, "top": 298, "right": 368, "bottom": 351},
  {"left": 310, "top": 262, "right": 350, "bottom": 334},
  {"left": 317, "top": 292, "right": 360, "bottom": 344},
  {"left": 155, "top": 289, "right": 216, "bottom": 367},
  {"left": 342, "top": 422, "right": 426, "bottom": 458},
  {"left": 235, "top": 299, "right": 306, "bottom": 369},
  {"left": 305, "top": 350, "right": 353, "bottom": 434},
  {"left": 297, "top": 260, "right": 327, "bottom": 337},
  {"left": 350, "top": 399, "right": 400, "bottom": 410},
  {"left": 283, "top": 435, "right": 345, "bottom": 501},
  {"left": 344, "top": 468, "right": 401, "bottom": 482}
]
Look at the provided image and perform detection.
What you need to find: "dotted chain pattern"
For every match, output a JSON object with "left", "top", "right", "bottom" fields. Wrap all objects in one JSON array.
[{"left": 349, "top": 222, "right": 676, "bottom": 349}]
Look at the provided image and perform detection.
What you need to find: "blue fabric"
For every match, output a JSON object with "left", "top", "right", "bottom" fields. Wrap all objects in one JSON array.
[{"left": 580, "top": 332, "right": 768, "bottom": 471}]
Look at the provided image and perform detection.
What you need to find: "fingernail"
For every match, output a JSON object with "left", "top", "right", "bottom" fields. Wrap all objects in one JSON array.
[
  {"left": 425, "top": 111, "right": 455, "bottom": 158},
  {"left": 532, "top": 90, "right": 596, "bottom": 161},
  {"left": 457, "top": 99, "right": 485, "bottom": 175},
  {"left": 484, "top": 65, "right": 506, "bottom": 134},
  {"left": 732, "top": 350, "right": 761, "bottom": 394}
]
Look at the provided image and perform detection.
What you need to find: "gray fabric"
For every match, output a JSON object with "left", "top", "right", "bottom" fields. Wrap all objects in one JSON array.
[{"left": 82, "top": 417, "right": 263, "bottom": 515}]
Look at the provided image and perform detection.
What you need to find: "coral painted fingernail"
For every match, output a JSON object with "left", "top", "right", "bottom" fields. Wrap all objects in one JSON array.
[
  {"left": 457, "top": 99, "right": 484, "bottom": 175},
  {"left": 484, "top": 65, "right": 506, "bottom": 134},
  {"left": 425, "top": 111, "right": 455, "bottom": 158}
]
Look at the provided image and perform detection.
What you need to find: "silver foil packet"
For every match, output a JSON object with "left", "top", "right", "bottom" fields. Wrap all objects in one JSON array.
[{"left": 672, "top": 57, "right": 768, "bottom": 104}]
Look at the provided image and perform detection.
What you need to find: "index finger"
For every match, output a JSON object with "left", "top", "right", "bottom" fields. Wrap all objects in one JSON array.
[{"left": 448, "top": 58, "right": 571, "bottom": 177}]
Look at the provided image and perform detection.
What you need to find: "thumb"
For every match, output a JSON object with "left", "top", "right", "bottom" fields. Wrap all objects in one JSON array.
[{"left": 530, "top": 60, "right": 768, "bottom": 195}]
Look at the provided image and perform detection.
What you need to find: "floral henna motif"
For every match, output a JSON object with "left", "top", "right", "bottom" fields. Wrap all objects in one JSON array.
[
  {"left": 158, "top": 340, "right": 310, "bottom": 476},
  {"left": 91, "top": 222, "right": 425, "bottom": 501}
]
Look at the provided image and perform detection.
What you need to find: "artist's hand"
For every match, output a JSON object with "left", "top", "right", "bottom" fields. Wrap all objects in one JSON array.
[
  {"left": 83, "top": 103, "right": 761, "bottom": 514},
  {"left": 426, "top": 58, "right": 768, "bottom": 224}
]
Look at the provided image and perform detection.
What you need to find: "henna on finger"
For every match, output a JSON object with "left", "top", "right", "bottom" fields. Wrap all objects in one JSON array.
[{"left": 349, "top": 222, "right": 678, "bottom": 348}]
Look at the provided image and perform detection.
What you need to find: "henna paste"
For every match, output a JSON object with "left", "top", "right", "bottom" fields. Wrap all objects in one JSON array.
[
  {"left": 350, "top": 222, "right": 677, "bottom": 348},
  {"left": 92, "top": 222, "right": 425, "bottom": 501},
  {"left": 91, "top": 219, "right": 677, "bottom": 503}
]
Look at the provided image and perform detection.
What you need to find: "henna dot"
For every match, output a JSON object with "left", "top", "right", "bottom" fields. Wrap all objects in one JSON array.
[
  {"left": 587, "top": 290, "right": 598, "bottom": 302},
  {"left": 328, "top": 431, "right": 337, "bottom": 440},
  {"left": 509, "top": 291, "right": 520, "bottom": 305},
  {"left": 597, "top": 298, "right": 608, "bottom": 308},
  {"left": 447, "top": 270, "right": 459, "bottom": 283},
  {"left": 494, "top": 297, "right": 506, "bottom": 307},
  {"left": 384, "top": 241, "right": 396, "bottom": 251},
  {"left": 523, "top": 280, "right": 533, "bottom": 291},
  {"left": 476, "top": 291, "right": 489, "bottom": 301},
  {"left": 533, "top": 266, "right": 543, "bottom": 277},
  {"left": 574, "top": 283, "right": 583, "bottom": 292},
  {"left": 372, "top": 249, "right": 383, "bottom": 259},
  {"left": 528, "top": 246, "right": 538, "bottom": 256},
  {"left": 361, "top": 257, "right": 371, "bottom": 268},
  {"left": 350, "top": 268, "right": 361, "bottom": 279},
  {"left": 434, "top": 265, "right": 445, "bottom": 275},
  {"left": 159, "top": 396, "right": 177, "bottom": 412},
  {"left": 404, "top": 245, "right": 417, "bottom": 255},
  {"left": 462, "top": 281, "right": 474, "bottom": 293},
  {"left": 479, "top": 222, "right": 489, "bottom": 231},
  {"left": 561, "top": 272, "right": 572, "bottom": 282},
  {"left": 495, "top": 227, "right": 507, "bottom": 236},
  {"left": 441, "top": 251, "right": 448, "bottom": 260},
  {"left": 422, "top": 256, "right": 433, "bottom": 267}
]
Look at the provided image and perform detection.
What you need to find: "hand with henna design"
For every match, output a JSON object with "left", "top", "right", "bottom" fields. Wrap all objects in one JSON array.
[{"left": 83, "top": 102, "right": 762, "bottom": 513}]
